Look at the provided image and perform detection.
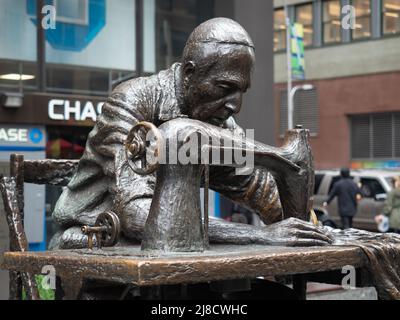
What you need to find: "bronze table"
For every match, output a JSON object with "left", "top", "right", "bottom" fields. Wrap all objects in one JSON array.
[{"left": 1, "top": 243, "right": 375, "bottom": 299}]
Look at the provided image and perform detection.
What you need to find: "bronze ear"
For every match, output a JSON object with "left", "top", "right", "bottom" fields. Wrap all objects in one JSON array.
[{"left": 183, "top": 61, "right": 196, "bottom": 81}]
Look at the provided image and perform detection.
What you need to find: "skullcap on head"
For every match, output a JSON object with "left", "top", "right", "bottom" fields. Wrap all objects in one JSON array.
[{"left": 185, "top": 17, "right": 254, "bottom": 48}]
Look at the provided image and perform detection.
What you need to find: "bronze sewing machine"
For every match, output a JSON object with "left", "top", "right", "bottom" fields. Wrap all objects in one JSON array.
[{"left": 78, "top": 117, "right": 315, "bottom": 253}]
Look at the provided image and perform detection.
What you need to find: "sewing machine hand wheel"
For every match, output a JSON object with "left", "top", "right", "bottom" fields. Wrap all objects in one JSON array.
[
  {"left": 81, "top": 211, "right": 120, "bottom": 248},
  {"left": 125, "top": 121, "right": 163, "bottom": 175},
  {"left": 96, "top": 211, "right": 120, "bottom": 246}
]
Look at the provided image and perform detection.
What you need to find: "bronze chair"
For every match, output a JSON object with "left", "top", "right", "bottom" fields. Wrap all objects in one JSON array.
[{"left": 0, "top": 154, "right": 78, "bottom": 300}]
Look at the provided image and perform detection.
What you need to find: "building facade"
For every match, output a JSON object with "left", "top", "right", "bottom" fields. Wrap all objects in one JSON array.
[{"left": 274, "top": 0, "right": 400, "bottom": 170}]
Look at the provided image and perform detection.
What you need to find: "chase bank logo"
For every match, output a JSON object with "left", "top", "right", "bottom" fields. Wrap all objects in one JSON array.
[
  {"left": 0, "top": 128, "right": 43, "bottom": 144},
  {"left": 29, "top": 128, "right": 43, "bottom": 144},
  {"left": 26, "top": 0, "right": 106, "bottom": 51}
]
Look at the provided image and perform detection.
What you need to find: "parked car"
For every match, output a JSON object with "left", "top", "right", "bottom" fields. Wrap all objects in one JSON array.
[{"left": 313, "top": 169, "right": 399, "bottom": 231}]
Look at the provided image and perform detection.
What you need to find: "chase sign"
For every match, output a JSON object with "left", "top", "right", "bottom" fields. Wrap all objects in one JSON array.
[
  {"left": 27, "top": 0, "right": 106, "bottom": 51},
  {"left": 0, "top": 125, "right": 46, "bottom": 149}
]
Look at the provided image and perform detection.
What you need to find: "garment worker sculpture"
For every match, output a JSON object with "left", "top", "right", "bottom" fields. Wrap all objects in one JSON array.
[
  {"left": 50, "top": 18, "right": 333, "bottom": 249},
  {"left": 1, "top": 17, "right": 400, "bottom": 300}
]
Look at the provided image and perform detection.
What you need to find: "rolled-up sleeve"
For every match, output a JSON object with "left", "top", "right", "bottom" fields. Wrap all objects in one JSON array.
[
  {"left": 207, "top": 119, "right": 283, "bottom": 225},
  {"left": 65, "top": 78, "right": 157, "bottom": 215},
  {"left": 209, "top": 166, "right": 283, "bottom": 225}
]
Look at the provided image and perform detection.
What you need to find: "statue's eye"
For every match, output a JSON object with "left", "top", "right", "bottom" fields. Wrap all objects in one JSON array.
[{"left": 218, "top": 83, "right": 232, "bottom": 92}]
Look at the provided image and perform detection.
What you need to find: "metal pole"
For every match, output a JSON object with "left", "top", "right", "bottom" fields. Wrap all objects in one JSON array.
[
  {"left": 285, "top": 2, "right": 293, "bottom": 130},
  {"left": 37, "top": 0, "right": 46, "bottom": 92},
  {"left": 289, "top": 86, "right": 298, "bottom": 130},
  {"left": 204, "top": 164, "right": 209, "bottom": 249}
]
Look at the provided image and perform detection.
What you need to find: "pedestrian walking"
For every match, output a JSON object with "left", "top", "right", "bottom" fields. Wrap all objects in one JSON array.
[{"left": 323, "top": 167, "right": 363, "bottom": 229}]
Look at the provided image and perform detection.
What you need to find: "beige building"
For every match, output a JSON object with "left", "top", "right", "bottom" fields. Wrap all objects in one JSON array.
[{"left": 273, "top": 0, "right": 400, "bottom": 171}]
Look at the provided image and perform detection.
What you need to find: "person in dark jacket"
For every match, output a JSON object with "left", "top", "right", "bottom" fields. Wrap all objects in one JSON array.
[{"left": 323, "top": 167, "right": 363, "bottom": 229}]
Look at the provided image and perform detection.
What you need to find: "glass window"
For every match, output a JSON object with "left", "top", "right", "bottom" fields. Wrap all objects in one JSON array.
[
  {"left": 45, "top": 0, "right": 135, "bottom": 95},
  {"left": 144, "top": 0, "right": 156, "bottom": 73},
  {"left": 323, "top": 0, "right": 342, "bottom": 44},
  {"left": 0, "top": 1, "right": 37, "bottom": 92},
  {"left": 46, "top": 125, "right": 90, "bottom": 159},
  {"left": 274, "top": 9, "right": 287, "bottom": 51},
  {"left": 352, "top": 0, "right": 371, "bottom": 39},
  {"left": 0, "top": 60, "right": 37, "bottom": 92},
  {"left": 0, "top": 1, "right": 37, "bottom": 62},
  {"left": 295, "top": 3, "right": 313, "bottom": 46},
  {"left": 383, "top": 0, "right": 400, "bottom": 35},
  {"left": 360, "top": 178, "right": 385, "bottom": 198},
  {"left": 155, "top": 0, "right": 215, "bottom": 71},
  {"left": 55, "top": 0, "right": 88, "bottom": 25},
  {"left": 46, "top": 65, "right": 110, "bottom": 96}
]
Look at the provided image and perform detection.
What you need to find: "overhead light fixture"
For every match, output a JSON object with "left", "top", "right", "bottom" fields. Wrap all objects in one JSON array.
[
  {"left": 0, "top": 73, "right": 35, "bottom": 81},
  {"left": 0, "top": 92, "right": 24, "bottom": 108}
]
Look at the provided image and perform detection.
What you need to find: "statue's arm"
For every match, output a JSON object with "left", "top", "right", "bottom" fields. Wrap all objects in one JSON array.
[
  {"left": 207, "top": 117, "right": 283, "bottom": 225},
  {"left": 85, "top": 81, "right": 153, "bottom": 165},
  {"left": 55, "top": 79, "right": 157, "bottom": 229},
  {"left": 209, "top": 216, "right": 333, "bottom": 246},
  {"left": 207, "top": 166, "right": 333, "bottom": 246},
  {"left": 97, "top": 81, "right": 160, "bottom": 236},
  {"left": 206, "top": 119, "right": 333, "bottom": 246},
  {"left": 117, "top": 194, "right": 333, "bottom": 246},
  {"left": 209, "top": 166, "right": 283, "bottom": 224}
]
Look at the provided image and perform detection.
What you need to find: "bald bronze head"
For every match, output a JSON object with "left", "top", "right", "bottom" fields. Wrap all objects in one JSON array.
[
  {"left": 183, "top": 17, "right": 254, "bottom": 55},
  {"left": 180, "top": 18, "right": 255, "bottom": 126}
]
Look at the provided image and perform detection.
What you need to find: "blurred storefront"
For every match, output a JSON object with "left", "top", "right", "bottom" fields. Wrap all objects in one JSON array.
[{"left": 273, "top": 0, "right": 400, "bottom": 170}]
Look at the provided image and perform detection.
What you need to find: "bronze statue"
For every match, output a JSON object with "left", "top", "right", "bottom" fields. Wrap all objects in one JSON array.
[
  {"left": 2, "top": 18, "right": 400, "bottom": 300},
  {"left": 50, "top": 18, "right": 333, "bottom": 250}
]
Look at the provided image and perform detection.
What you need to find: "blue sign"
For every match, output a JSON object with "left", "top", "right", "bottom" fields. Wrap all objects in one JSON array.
[
  {"left": 27, "top": 0, "right": 106, "bottom": 51},
  {"left": 0, "top": 125, "right": 46, "bottom": 151},
  {"left": 29, "top": 128, "right": 43, "bottom": 144}
]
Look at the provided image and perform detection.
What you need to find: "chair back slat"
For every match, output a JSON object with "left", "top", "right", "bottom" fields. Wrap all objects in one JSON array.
[{"left": 23, "top": 160, "right": 79, "bottom": 186}]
